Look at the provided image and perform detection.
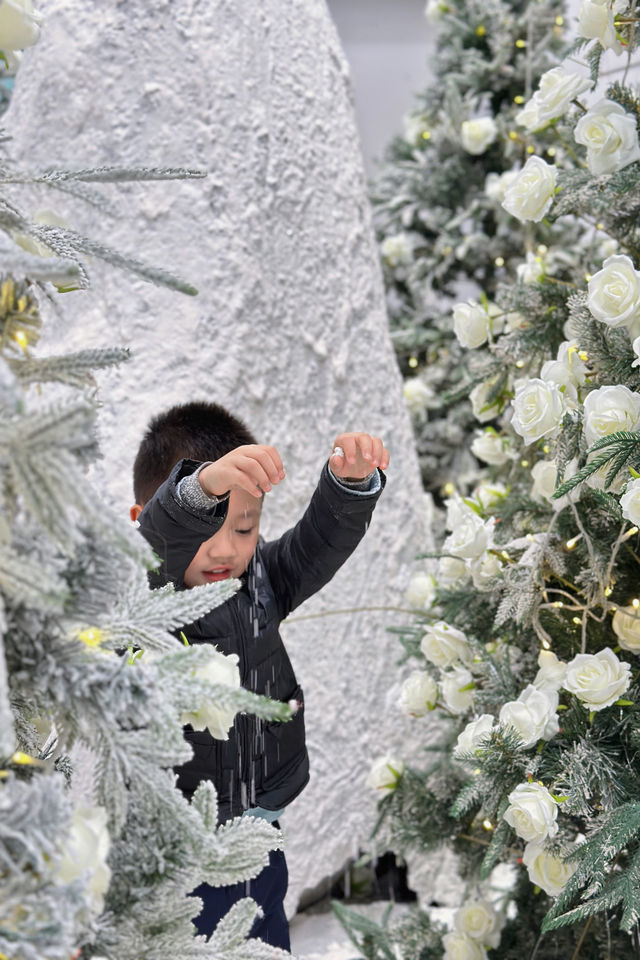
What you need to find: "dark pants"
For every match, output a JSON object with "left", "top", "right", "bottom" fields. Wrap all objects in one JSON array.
[{"left": 191, "top": 846, "right": 290, "bottom": 950}]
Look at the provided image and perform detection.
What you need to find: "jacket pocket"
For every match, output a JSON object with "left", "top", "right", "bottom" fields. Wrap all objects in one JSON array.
[{"left": 260, "top": 684, "right": 306, "bottom": 793}]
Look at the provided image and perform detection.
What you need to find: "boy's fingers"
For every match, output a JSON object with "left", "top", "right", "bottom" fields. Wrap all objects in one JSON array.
[
  {"left": 339, "top": 435, "right": 358, "bottom": 465},
  {"left": 239, "top": 456, "right": 274, "bottom": 494},
  {"left": 370, "top": 436, "right": 388, "bottom": 468},
  {"left": 355, "top": 434, "right": 373, "bottom": 463},
  {"left": 259, "top": 445, "right": 285, "bottom": 481}
]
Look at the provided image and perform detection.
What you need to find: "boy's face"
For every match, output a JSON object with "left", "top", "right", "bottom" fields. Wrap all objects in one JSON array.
[{"left": 183, "top": 487, "right": 261, "bottom": 588}]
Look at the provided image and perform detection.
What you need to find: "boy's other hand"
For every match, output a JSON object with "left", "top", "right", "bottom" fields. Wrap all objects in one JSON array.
[
  {"left": 199, "top": 445, "right": 285, "bottom": 499},
  {"left": 330, "top": 432, "right": 389, "bottom": 480}
]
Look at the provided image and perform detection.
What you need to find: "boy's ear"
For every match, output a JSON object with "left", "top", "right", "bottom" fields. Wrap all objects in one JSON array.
[{"left": 130, "top": 504, "right": 143, "bottom": 522}]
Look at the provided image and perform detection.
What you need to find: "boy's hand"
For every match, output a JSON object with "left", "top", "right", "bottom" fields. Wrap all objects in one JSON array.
[
  {"left": 329, "top": 432, "right": 389, "bottom": 480},
  {"left": 198, "top": 445, "right": 285, "bottom": 499}
]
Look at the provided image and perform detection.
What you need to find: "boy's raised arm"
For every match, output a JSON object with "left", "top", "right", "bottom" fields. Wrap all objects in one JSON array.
[{"left": 260, "top": 433, "right": 388, "bottom": 620}]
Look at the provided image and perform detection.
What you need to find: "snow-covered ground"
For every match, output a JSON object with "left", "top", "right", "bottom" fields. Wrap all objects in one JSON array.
[
  {"left": 289, "top": 905, "right": 367, "bottom": 960},
  {"left": 289, "top": 901, "right": 457, "bottom": 959},
  {"left": 290, "top": 913, "right": 360, "bottom": 960}
]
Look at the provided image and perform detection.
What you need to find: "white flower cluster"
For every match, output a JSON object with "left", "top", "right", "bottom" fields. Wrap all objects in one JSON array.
[
  {"left": 54, "top": 803, "right": 112, "bottom": 915},
  {"left": 460, "top": 117, "right": 498, "bottom": 156},
  {"left": 443, "top": 897, "right": 503, "bottom": 959},
  {"left": 522, "top": 842, "right": 578, "bottom": 897},
  {"left": 180, "top": 646, "right": 241, "bottom": 740},
  {"left": 417, "top": 620, "right": 475, "bottom": 715},
  {"left": 578, "top": 0, "right": 627, "bottom": 53},
  {"left": 452, "top": 299, "right": 501, "bottom": 349},
  {"left": 516, "top": 67, "right": 590, "bottom": 133},
  {"left": 365, "top": 754, "right": 405, "bottom": 794},
  {"left": 381, "top": 232, "right": 413, "bottom": 267}
]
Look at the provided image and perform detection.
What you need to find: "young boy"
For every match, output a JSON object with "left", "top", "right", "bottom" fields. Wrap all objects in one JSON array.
[{"left": 131, "top": 401, "right": 388, "bottom": 949}]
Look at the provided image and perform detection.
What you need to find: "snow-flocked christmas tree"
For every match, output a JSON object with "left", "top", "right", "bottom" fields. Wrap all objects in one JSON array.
[
  {"left": 339, "top": 0, "right": 640, "bottom": 956},
  {"left": 0, "top": 8, "right": 293, "bottom": 959}
]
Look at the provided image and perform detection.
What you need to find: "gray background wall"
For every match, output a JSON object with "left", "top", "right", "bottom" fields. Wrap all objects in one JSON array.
[{"left": 327, "top": 0, "right": 435, "bottom": 172}]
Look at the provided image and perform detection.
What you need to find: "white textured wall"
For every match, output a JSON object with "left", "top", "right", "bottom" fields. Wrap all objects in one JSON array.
[{"left": 7, "top": 0, "right": 433, "bottom": 914}]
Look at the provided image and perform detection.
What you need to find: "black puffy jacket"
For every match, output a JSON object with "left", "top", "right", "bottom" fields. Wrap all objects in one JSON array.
[{"left": 139, "top": 458, "right": 384, "bottom": 822}]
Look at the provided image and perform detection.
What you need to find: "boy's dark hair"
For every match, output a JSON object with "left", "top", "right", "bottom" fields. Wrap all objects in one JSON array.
[{"left": 133, "top": 401, "right": 257, "bottom": 505}]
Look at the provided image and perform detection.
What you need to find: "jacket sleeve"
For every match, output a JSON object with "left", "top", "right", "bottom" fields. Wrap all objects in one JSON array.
[
  {"left": 260, "top": 461, "right": 386, "bottom": 620},
  {"left": 137, "top": 458, "right": 229, "bottom": 588}
]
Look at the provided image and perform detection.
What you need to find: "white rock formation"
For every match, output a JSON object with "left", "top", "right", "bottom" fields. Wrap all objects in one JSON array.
[{"left": 7, "top": 0, "right": 433, "bottom": 913}]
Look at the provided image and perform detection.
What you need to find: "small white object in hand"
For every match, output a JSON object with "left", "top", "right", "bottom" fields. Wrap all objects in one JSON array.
[{"left": 331, "top": 446, "right": 344, "bottom": 459}]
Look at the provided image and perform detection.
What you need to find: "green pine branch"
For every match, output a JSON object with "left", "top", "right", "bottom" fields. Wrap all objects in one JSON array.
[
  {"left": 542, "top": 802, "right": 640, "bottom": 933},
  {"left": 553, "top": 431, "right": 640, "bottom": 498}
]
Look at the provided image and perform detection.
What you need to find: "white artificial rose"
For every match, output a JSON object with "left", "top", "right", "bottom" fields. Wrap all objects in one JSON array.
[
  {"left": 0, "top": 0, "right": 40, "bottom": 52},
  {"left": 461, "top": 117, "right": 497, "bottom": 155},
  {"left": 575, "top": 100, "right": 640, "bottom": 176},
  {"left": 381, "top": 232, "right": 413, "bottom": 267},
  {"left": 502, "top": 156, "right": 557, "bottom": 223},
  {"left": 539, "top": 361, "right": 578, "bottom": 403},
  {"left": 540, "top": 341, "right": 588, "bottom": 400},
  {"left": 365, "top": 754, "right": 405, "bottom": 793},
  {"left": 583, "top": 383, "right": 640, "bottom": 446},
  {"left": 453, "top": 300, "right": 492, "bottom": 349},
  {"left": 517, "top": 251, "right": 545, "bottom": 284},
  {"left": 421, "top": 620, "right": 471, "bottom": 668},
  {"left": 470, "top": 551, "right": 502, "bottom": 590},
  {"left": 437, "top": 555, "right": 469, "bottom": 586},
  {"left": 444, "top": 509, "right": 494, "bottom": 561},
  {"left": 530, "top": 459, "right": 579, "bottom": 510},
  {"left": 445, "top": 492, "right": 466, "bottom": 530},
  {"left": 473, "top": 480, "right": 508, "bottom": 511},
  {"left": 441, "top": 665, "right": 475, "bottom": 715},
  {"left": 563, "top": 647, "right": 631, "bottom": 710},
  {"left": 599, "top": 237, "right": 620, "bottom": 262},
  {"left": 55, "top": 804, "right": 111, "bottom": 914},
  {"left": 533, "top": 650, "right": 568, "bottom": 692},
  {"left": 403, "top": 377, "right": 436, "bottom": 417},
  {"left": 454, "top": 713, "right": 495, "bottom": 759},
  {"left": 485, "top": 169, "right": 518, "bottom": 202},
  {"left": 556, "top": 341, "right": 588, "bottom": 386},
  {"left": 523, "top": 842, "right": 578, "bottom": 897},
  {"left": 180, "top": 647, "right": 241, "bottom": 740},
  {"left": 499, "top": 685, "right": 559, "bottom": 748},
  {"left": 515, "top": 98, "right": 542, "bottom": 133},
  {"left": 442, "top": 932, "right": 488, "bottom": 960},
  {"left": 470, "top": 379, "right": 504, "bottom": 423},
  {"left": 454, "top": 898, "right": 502, "bottom": 948},
  {"left": 406, "top": 571, "right": 437, "bottom": 610},
  {"left": 399, "top": 670, "right": 438, "bottom": 716},
  {"left": 620, "top": 477, "right": 640, "bottom": 525},
  {"left": 471, "top": 430, "right": 512, "bottom": 466},
  {"left": 484, "top": 172, "right": 503, "bottom": 201},
  {"left": 511, "top": 378, "right": 564, "bottom": 444},
  {"left": 587, "top": 255, "right": 640, "bottom": 329},
  {"left": 516, "top": 67, "right": 591, "bottom": 132},
  {"left": 578, "top": 0, "right": 624, "bottom": 53},
  {"left": 530, "top": 460, "right": 561, "bottom": 504},
  {"left": 503, "top": 782, "right": 559, "bottom": 842},
  {"left": 612, "top": 606, "right": 640, "bottom": 653}
]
